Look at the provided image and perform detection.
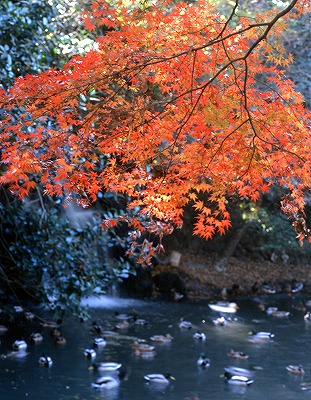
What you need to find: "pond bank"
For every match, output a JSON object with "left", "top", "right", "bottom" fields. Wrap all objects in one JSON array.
[{"left": 153, "top": 253, "right": 311, "bottom": 300}]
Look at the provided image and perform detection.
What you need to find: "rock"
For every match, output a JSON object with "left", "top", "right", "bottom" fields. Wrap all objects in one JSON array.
[
  {"left": 170, "top": 251, "right": 181, "bottom": 267},
  {"left": 118, "top": 266, "right": 153, "bottom": 298},
  {"left": 153, "top": 272, "right": 187, "bottom": 301}
]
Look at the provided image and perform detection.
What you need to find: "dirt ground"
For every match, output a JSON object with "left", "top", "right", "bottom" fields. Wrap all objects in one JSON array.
[{"left": 154, "top": 252, "right": 311, "bottom": 300}]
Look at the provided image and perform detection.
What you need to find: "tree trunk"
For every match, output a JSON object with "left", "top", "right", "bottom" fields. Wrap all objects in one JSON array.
[{"left": 213, "top": 223, "right": 248, "bottom": 272}]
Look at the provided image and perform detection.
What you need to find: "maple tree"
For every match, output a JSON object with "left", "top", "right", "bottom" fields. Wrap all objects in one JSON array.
[{"left": 1, "top": 0, "right": 311, "bottom": 264}]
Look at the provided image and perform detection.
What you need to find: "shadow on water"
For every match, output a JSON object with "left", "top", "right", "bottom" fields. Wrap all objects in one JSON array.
[{"left": 2, "top": 294, "right": 311, "bottom": 399}]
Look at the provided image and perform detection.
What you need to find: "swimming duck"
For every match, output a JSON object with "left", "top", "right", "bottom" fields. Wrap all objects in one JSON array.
[
  {"left": 39, "top": 353, "right": 53, "bottom": 367},
  {"left": 301, "top": 382, "right": 311, "bottom": 391},
  {"left": 55, "top": 336, "right": 66, "bottom": 345},
  {"left": 208, "top": 302, "right": 238, "bottom": 314},
  {"left": 12, "top": 340, "right": 27, "bottom": 351},
  {"left": 213, "top": 316, "right": 227, "bottom": 326},
  {"left": 91, "top": 362, "right": 122, "bottom": 372},
  {"left": 114, "top": 312, "right": 134, "bottom": 321},
  {"left": 101, "top": 330, "right": 120, "bottom": 339},
  {"left": 131, "top": 341, "right": 155, "bottom": 352},
  {"left": 91, "top": 376, "right": 120, "bottom": 389},
  {"left": 83, "top": 348, "right": 97, "bottom": 359},
  {"left": 224, "top": 366, "right": 254, "bottom": 378},
  {"left": 178, "top": 320, "right": 192, "bottom": 329},
  {"left": 30, "top": 332, "right": 43, "bottom": 343},
  {"left": 197, "top": 353, "right": 210, "bottom": 367},
  {"left": 90, "top": 321, "right": 103, "bottom": 334},
  {"left": 41, "top": 321, "right": 60, "bottom": 328},
  {"left": 248, "top": 331, "right": 275, "bottom": 343},
  {"left": 193, "top": 331, "right": 206, "bottom": 341},
  {"left": 224, "top": 371, "right": 254, "bottom": 386},
  {"left": 144, "top": 373, "right": 175, "bottom": 384},
  {"left": 227, "top": 349, "right": 249, "bottom": 360},
  {"left": 150, "top": 334, "right": 174, "bottom": 343},
  {"left": 286, "top": 365, "right": 305, "bottom": 375},
  {"left": 266, "top": 306, "right": 278, "bottom": 315},
  {"left": 134, "top": 348, "right": 156, "bottom": 358},
  {"left": 266, "top": 307, "right": 290, "bottom": 318},
  {"left": 304, "top": 311, "right": 311, "bottom": 321},
  {"left": 134, "top": 318, "right": 148, "bottom": 326},
  {"left": 50, "top": 328, "right": 61, "bottom": 337},
  {"left": 94, "top": 337, "right": 106, "bottom": 347},
  {"left": 0, "top": 325, "right": 8, "bottom": 334},
  {"left": 24, "top": 311, "right": 35, "bottom": 320},
  {"left": 272, "top": 310, "right": 290, "bottom": 318},
  {"left": 14, "top": 305, "right": 23, "bottom": 313},
  {"left": 115, "top": 320, "right": 129, "bottom": 330}
]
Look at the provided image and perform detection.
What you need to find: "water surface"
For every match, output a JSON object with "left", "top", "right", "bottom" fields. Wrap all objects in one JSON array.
[{"left": 1, "top": 294, "right": 311, "bottom": 399}]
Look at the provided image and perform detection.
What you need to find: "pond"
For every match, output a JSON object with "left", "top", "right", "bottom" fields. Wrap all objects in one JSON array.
[{"left": 1, "top": 294, "right": 311, "bottom": 400}]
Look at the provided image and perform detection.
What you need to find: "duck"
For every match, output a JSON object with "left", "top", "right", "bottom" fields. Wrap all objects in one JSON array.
[
  {"left": 24, "top": 311, "right": 35, "bottom": 320},
  {"left": 115, "top": 320, "right": 129, "bottom": 330},
  {"left": 14, "top": 305, "right": 23, "bottom": 313},
  {"left": 224, "top": 366, "right": 254, "bottom": 378},
  {"left": 12, "top": 340, "right": 27, "bottom": 351},
  {"left": 30, "top": 332, "right": 43, "bottom": 343},
  {"left": 55, "top": 336, "right": 66, "bottom": 345},
  {"left": 40, "top": 321, "right": 60, "bottom": 329},
  {"left": 257, "top": 301, "right": 267, "bottom": 312},
  {"left": 259, "top": 282, "right": 276, "bottom": 294},
  {"left": 114, "top": 312, "right": 134, "bottom": 321},
  {"left": 227, "top": 349, "right": 249, "bottom": 360},
  {"left": 213, "top": 316, "right": 227, "bottom": 326},
  {"left": 301, "top": 382, "right": 311, "bottom": 391},
  {"left": 248, "top": 331, "right": 275, "bottom": 343},
  {"left": 91, "top": 376, "right": 120, "bottom": 389},
  {"left": 208, "top": 301, "right": 238, "bottom": 314},
  {"left": 197, "top": 353, "right": 210, "bottom": 367},
  {"left": 150, "top": 334, "right": 174, "bottom": 343},
  {"left": 50, "top": 328, "right": 61, "bottom": 337},
  {"left": 90, "top": 362, "right": 122, "bottom": 372},
  {"left": 83, "top": 348, "right": 97, "bottom": 359},
  {"left": 39, "top": 353, "right": 53, "bottom": 367},
  {"left": 304, "top": 311, "right": 311, "bottom": 321},
  {"left": 144, "top": 373, "right": 175, "bottom": 384},
  {"left": 134, "top": 318, "right": 148, "bottom": 326},
  {"left": 94, "top": 337, "right": 106, "bottom": 347},
  {"left": 291, "top": 280, "right": 304, "bottom": 293},
  {"left": 170, "top": 288, "right": 184, "bottom": 301},
  {"left": 291, "top": 301, "right": 306, "bottom": 313},
  {"left": 134, "top": 348, "right": 156, "bottom": 358},
  {"left": 193, "top": 331, "right": 206, "bottom": 341},
  {"left": 101, "top": 330, "right": 120, "bottom": 339},
  {"left": 224, "top": 371, "right": 254, "bottom": 386},
  {"left": 131, "top": 341, "right": 155, "bottom": 352},
  {"left": 90, "top": 321, "right": 103, "bottom": 334},
  {"left": 266, "top": 306, "right": 278, "bottom": 315},
  {"left": 271, "top": 310, "right": 290, "bottom": 318},
  {"left": 266, "top": 307, "right": 290, "bottom": 318},
  {"left": 178, "top": 320, "right": 192, "bottom": 329},
  {"left": 286, "top": 365, "right": 305, "bottom": 375},
  {"left": 0, "top": 325, "right": 8, "bottom": 334}
]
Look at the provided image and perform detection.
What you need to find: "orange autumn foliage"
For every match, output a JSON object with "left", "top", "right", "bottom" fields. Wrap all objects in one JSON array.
[{"left": 1, "top": 0, "right": 311, "bottom": 253}]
